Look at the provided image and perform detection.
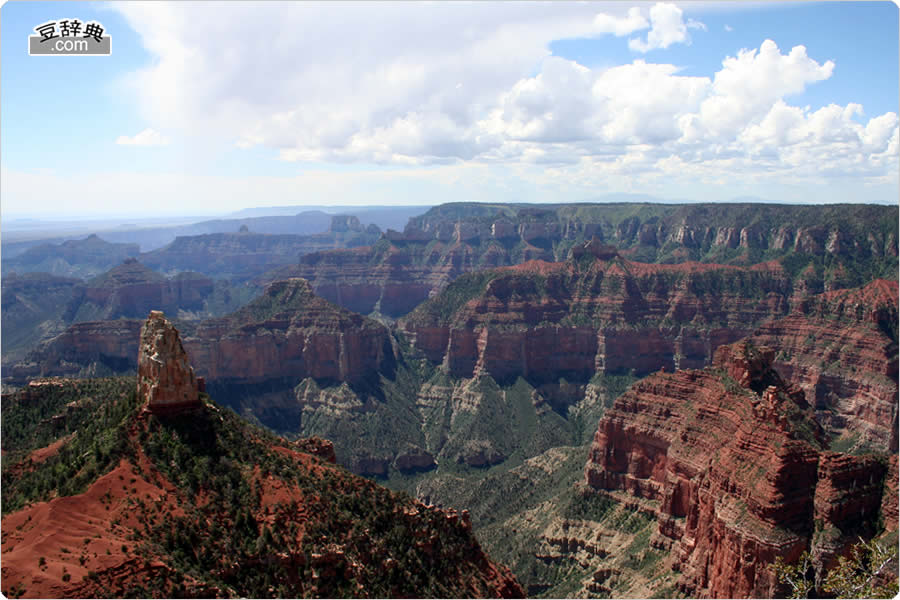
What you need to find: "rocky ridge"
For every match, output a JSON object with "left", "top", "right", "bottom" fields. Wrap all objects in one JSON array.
[
  {"left": 79, "top": 260, "right": 214, "bottom": 322},
  {"left": 2, "top": 260, "right": 220, "bottom": 383},
  {"left": 183, "top": 278, "right": 396, "bottom": 385},
  {"left": 583, "top": 341, "right": 896, "bottom": 597},
  {"left": 1, "top": 272, "right": 86, "bottom": 365},
  {"left": 8, "top": 320, "right": 143, "bottom": 382},
  {"left": 1, "top": 234, "right": 140, "bottom": 280},
  {"left": 5, "top": 277, "right": 396, "bottom": 391},
  {"left": 139, "top": 215, "right": 381, "bottom": 282},
  {"left": 265, "top": 202, "right": 897, "bottom": 319},
  {"left": 402, "top": 249, "right": 794, "bottom": 383},
  {"left": 737, "top": 278, "right": 898, "bottom": 453},
  {"left": 1, "top": 377, "right": 523, "bottom": 598}
]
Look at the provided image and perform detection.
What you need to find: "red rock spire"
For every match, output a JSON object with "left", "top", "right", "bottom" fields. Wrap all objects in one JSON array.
[{"left": 137, "top": 310, "right": 201, "bottom": 414}]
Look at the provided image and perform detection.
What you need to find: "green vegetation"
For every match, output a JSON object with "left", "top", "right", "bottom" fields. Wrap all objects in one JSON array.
[
  {"left": 829, "top": 432, "right": 861, "bottom": 454},
  {"left": 137, "top": 400, "right": 509, "bottom": 597},
  {"left": 774, "top": 538, "right": 899, "bottom": 599},
  {"left": 561, "top": 490, "right": 615, "bottom": 521},
  {"left": 405, "top": 270, "right": 500, "bottom": 324},
  {"left": 2, "top": 377, "right": 140, "bottom": 514},
  {"left": 2, "top": 377, "right": 516, "bottom": 598},
  {"left": 200, "top": 279, "right": 260, "bottom": 316}
]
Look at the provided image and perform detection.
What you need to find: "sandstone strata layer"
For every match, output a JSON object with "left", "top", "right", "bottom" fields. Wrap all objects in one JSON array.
[
  {"left": 9, "top": 320, "right": 143, "bottom": 382},
  {"left": 265, "top": 202, "right": 896, "bottom": 318},
  {"left": 81, "top": 259, "right": 214, "bottom": 320},
  {"left": 184, "top": 278, "right": 396, "bottom": 385},
  {"left": 402, "top": 252, "right": 793, "bottom": 383},
  {"left": 742, "top": 279, "right": 899, "bottom": 452},
  {"left": 583, "top": 342, "right": 896, "bottom": 598}
]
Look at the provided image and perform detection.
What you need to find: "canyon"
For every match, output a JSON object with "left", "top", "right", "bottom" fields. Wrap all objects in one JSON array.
[
  {"left": 583, "top": 341, "right": 895, "bottom": 597},
  {"left": 2, "top": 201, "right": 896, "bottom": 598},
  {"left": 401, "top": 247, "right": 795, "bottom": 382}
]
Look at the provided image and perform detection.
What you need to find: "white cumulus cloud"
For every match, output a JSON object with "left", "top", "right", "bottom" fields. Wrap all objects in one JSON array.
[
  {"left": 593, "top": 7, "right": 649, "bottom": 36},
  {"left": 696, "top": 39, "right": 834, "bottom": 139},
  {"left": 115, "top": 128, "right": 169, "bottom": 146},
  {"left": 629, "top": 3, "right": 702, "bottom": 53},
  {"left": 108, "top": 3, "right": 897, "bottom": 194}
]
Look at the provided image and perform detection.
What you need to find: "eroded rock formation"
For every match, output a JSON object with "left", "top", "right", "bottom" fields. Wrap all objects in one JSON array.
[
  {"left": 740, "top": 279, "right": 898, "bottom": 452},
  {"left": 6, "top": 278, "right": 398, "bottom": 392},
  {"left": 184, "top": 278, "right": 396, "bottom": 385},
  {"left": 137, "top": 311, "right": 201, "bottom": 413},
  {"left": 264, "top": 202, "right": 896, "bottom": 319},
  {"left": 402, "top": 255, "right": 793, "bottom": 383},
  {"left": 81, "top": 259, "right": 214, "bottom": 320},
  {"left": 9, "top": 319, "right": 143, "bottom": 381},
  {"left": 583, "top": 342, "right": 896, "bottom": 597}
]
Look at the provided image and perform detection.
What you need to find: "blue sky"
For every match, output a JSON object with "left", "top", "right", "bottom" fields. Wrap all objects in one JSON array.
[{"left": 1, "top": 1, "right": 897, "bottom": 217}]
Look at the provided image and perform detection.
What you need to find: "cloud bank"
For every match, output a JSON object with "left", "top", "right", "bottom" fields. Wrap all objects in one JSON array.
[{"left": 110, "top": 1, "right": 896, "bottom": 194}]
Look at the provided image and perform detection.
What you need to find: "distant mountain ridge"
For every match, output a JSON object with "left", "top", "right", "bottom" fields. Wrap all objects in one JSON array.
[
  {"left": 2, "top": 206, "right": 429, "bottom": 257},
  {"left": 2, "top": 234, "right": 140, "bottom": 279},
  {"left": 2, "top": 260, "right": 240, "bottom": 378},
  {"left": 269, "top": 202, "right": 897, "bottom": 318}
]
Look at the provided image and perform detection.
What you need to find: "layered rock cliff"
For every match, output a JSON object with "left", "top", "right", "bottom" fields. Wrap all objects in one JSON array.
[
  {"left": 2, "top": 261, "right": 217, "bottom": 379},
  {"left": 76, "top": 259, "right": 215, "bottom": 321},
  {"left": 1, "top": 272, "right": 85, "bottom": 365},
  {"left": 265, "top": 202, "right": 897, "bottom": 319},
  {"left": 738, "top": 279, "right": 898, "bottom": 452},
  {"left": 8, "top": 320, "right": 143, "bottom": 382},
  {"left": 402, "top": 250, "right": 794, "bottom": 383},
  {"left": 4, "top": 278, "right": 397, "bottom": 405},
  {"left": 1, "top": 234, "right": 140, "bottom": 279},
  {"left": 405, "top": 202, "right": 897, "bottom": 268},
  {"left": 183, "top": 278, "right": 396, "bottom": 385},
  {"left": 263, "top": 238, "right": 481, "bottom": 317},
  {"left": 139, "top": 221, "right": 380, "bottom": 281},
  {"left": 583, "top": 342, "right": 895, "bottom": 598}
]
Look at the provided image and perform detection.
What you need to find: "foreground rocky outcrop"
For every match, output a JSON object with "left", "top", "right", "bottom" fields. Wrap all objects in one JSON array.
[
  {"left": 1, "top": 375, "right": 523, "bottom": 599},
  {"left": 137, "top": 311, "right": 202, "bottom": 413},
  {"left": 584, "top": 342, "right": 896, "bottom": 598}
]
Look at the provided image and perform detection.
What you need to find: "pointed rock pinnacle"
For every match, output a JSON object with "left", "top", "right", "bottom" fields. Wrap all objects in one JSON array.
[{"left": 137, "top": 310, "right": 201, "bottom": 414}]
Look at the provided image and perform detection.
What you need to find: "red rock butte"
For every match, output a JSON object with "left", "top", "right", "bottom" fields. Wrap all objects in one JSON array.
[{"left": 137, "top": 310, "right": 202, "bottom": 414}]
